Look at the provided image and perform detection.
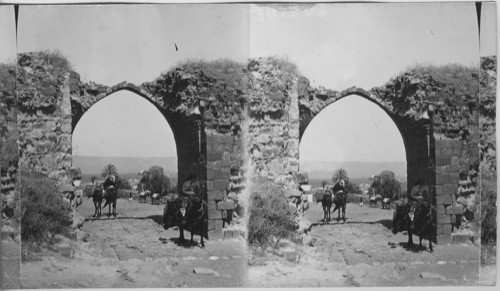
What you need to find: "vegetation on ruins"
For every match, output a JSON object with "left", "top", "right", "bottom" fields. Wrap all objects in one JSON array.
[
  {"left": 248, "top": 178, "right": 297, "bottom": 246},
  {"left": 20, "top": 169, "right": 72, "bottom": 245}
]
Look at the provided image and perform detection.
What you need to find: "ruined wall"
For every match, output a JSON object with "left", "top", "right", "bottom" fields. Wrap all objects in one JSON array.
[
  {"left": 0, "top": 63, "right": 21, "bottom": 289},
  {"left": 17, "top": 52, "right": 249, "bottom": 232},
  {"left": 299, "top": 64, "right": 482, "bottom": 245},
  {"left": 246, "top": 58, "right": 300, "bottom": 186}
]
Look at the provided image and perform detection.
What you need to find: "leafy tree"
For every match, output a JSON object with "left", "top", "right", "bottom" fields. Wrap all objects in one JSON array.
[
  {"left": 140, "top": 166, "right": 170, "bottom": 195},
  {"left": 101, "top": 164, "right": 118, "bottom": 179},
  {"left": 332, "top": 168, "right": 349, "bottom": 184},
  {"left": 370, "top": 170, "right": 401, "bottom": 199},
  {"left": 115, "top": 176, "right": 131, "bottom": 190},
  {"left": 346, "top": 182, "right": 362, "bottom": 194},
  {"left": 90, "top": 175, "right": 97, "bottom": 184},
  {"left": 321, "top": 180, "right": 327, "bottom": 190}
]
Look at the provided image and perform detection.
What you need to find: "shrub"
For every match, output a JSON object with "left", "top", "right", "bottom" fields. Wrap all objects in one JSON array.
[
  {"left": 346, "top": 193, "right": 363, "bottom": 204},
  {"left": 248, "top": 179, "right": 297, "bottom": 246},
  {"left": 481, "top": 177, "right": 497, "bottom": 243},
  {"left": 173, "top": 58, "right": 247, "bottom": 91},
  {"left": 21, "top": 170, "right": 71, "bottom": 243},
  {"left": 39, "top": 49, "right": 72, "bottom": 72}
]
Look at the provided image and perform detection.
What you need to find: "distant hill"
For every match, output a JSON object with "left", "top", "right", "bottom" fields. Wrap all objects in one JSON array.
[
  {"left": 73, "top": 155, "right": 177, "bottom": 178},
  {"left": 300, "top": 160, "right": 406, "bottom": 181}
]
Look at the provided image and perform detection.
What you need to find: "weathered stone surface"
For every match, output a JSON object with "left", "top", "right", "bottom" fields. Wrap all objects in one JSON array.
[
  {"left": 193, "top": 267, "right": 220, "bottom": 277},
  {"left": 420, "top": 272, "right": 447, "bottom": 281},
  {"left": 445, "top": 205, "right": 465, "bottom": 215}
]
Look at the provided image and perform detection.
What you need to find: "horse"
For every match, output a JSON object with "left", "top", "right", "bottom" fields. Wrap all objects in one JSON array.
[
  {"left": 392, "top": 201, "right": 436, "bottom": 252},
  {"left": 163, "top": 195, "right": 207, "bottom": 247},
  {"left": 91, "top": 185, "right": 103, "bottom": 218},
  {"left": 138, "top": 191, "right": 149, "bottom": 203},
  {"left": 86, "top": 184, "right": 103, "bottom": 218},
  {"left": 102, "top": 187, "right": 118, "bottom": 218},
  {"left": 331, "top": 191, "right": 347, "bottom": 222},
  {"left": 382, "top": 197, "right": 392, "bottom": 209},
  {"left": 316, "top": 191, "right": 333, "bottom": 222},
  {"left": 151, "top": 193, "right": 161, "bottom": 205},
  {"left": 370, "top": 195, "right": 381, "bottom": 207}
]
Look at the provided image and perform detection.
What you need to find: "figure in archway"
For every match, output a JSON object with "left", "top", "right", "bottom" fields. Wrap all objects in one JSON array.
[
  {"left": 392, "top": 180, "right": 436, "bottom": 252},
  {"left": 102, "top": 175, "right": 118, "bottom": 217},
  {"left": 331, "top": 180, "right": 347, "bottom": 222}
]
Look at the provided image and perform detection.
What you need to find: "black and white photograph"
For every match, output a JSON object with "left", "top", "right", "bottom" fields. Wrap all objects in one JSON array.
[{"left": 0, "top": 1, "right": 497, "bottom": 289}]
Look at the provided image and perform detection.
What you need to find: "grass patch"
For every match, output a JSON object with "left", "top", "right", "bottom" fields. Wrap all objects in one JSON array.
[
  {"left": 172, "top": 58, "right": 247, "bottom": 90},
  {"left": 403, "top": 62, "right": 479, "bottom": 97},
  {"left": 21, "top": 169, "right": 72, "bottom": 244},
  {"left": 38, "top": 49, "right": 73, "bottom": 72},
  {"left": 248, "top": 178, "right": 297, "bottom": 246}
]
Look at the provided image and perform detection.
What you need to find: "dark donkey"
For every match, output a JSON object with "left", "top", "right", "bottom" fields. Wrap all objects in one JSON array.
[
  {"left": 163, "top": 195, "right": 207, "bottom": 247},
  {"left": 89, "top": 184, "right": 103, "bottom": 218},
  {"left": 331, "top": 191, "right": 347, "bottom": 222},
  {"left": 102, "top": 187, "right": 118, "bottom": 217},
  {"left": 392, "top": 201, "right": 436, "bottom": 252},
  {"left": 316, "top": 191, "right": 333, "bottom": 222}
]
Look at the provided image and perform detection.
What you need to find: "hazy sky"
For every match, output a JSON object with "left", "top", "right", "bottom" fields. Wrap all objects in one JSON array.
[
  {"left": 300, "top": 95, "right": 406, "bottom": 162},
  {"left": 15, "top": 3, "right": 494, "bottom": 162},
  {"left": 72, "top": 91, "right": 177, "bottom": 157},
  {"left": 0, "top": 5, "right": 16, "bottom": 64}
]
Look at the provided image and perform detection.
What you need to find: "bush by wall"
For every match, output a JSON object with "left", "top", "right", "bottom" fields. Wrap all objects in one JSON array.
[
  {"left": 248, "top": 179, "right": 297, "bottom": 245},
  {"left": 20, "top": 170, "right": 71, "bottom": 243}
]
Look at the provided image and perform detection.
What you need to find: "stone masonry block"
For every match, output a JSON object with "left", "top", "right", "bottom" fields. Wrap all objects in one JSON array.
[
  {"left": 446, "top": 205, "right": 465, "bottom": 215},
  {"left": 207, "top": 151, "right": 223, "bottom": 161},
  {"left": 436, "top": 205, "right": 445, "bottom": 215},
  {"left": 436, "top": 174, "right": 455, "bottom": 185},
  {"left": 214, "top": 179, "right": 229, "bottom": 190},
  {"left": 436, "top": 157, "right": 450, "bottom": 166},
  {"left": 444, "top": 224, "right": 452, "bottom": 235},
  {"left": 208, "top": 220, "right": 216, "bottom": 231},
  {"left": 206, "top": 180, "right": 215, "bottom": 191},
  {"left": 443, "top": 184, "right": 458, "bottom": 195},
  {"left": 437, "top": 234, "right": 452, "bottom": 245},
  {"left": 436, "top": 195, "right": 453, "bottom": 205},
  {"left": 207, "top": 190, "right": 223, "bottom": 201},
  {"left": 213, "top": 219, "right": 223, "bottom": 231},
  {"left": 208, "top": 209, "right": 222, "bottom": 220},
  {"left": 436, "top": 214, "right": 451, "bottom": 224},
  {"left": 435, "top": 185, "right": 444, "bottom": 195},
  {"left": 437, "top": 224, "right": 444, "bottom": 235},
  {"left": 208, "top": 201, "right": 217, "bottom": 210}
]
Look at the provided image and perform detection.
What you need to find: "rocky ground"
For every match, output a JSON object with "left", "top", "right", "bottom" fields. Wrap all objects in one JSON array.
[
  {"left": 247, "top": 201, "right": 485, "bottom": 287},
  {"left": 21, "top": 198, "right": 246, "bottom": 288}
]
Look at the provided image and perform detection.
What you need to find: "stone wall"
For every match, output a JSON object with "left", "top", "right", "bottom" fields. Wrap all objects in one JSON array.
[
  {"left": 1, "top": 63, "right": 21, "bottom": 288},
  {"left": 298, "top": 63, "right": 482, "bottom": 244},
  {"left": 246, "top": 58, "right": 300, "bottom": 186},
  {"left": 17, "top": 52, "right": 249, "bottom": 233},
  {"left": 13, "top": 51, "right": 486, "bottom": 242}
]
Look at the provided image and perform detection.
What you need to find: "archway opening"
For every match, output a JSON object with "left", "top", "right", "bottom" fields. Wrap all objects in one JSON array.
[
  {"left": 72, "top": 90, "right": 178, "bottom": 196},
  {"left": 299, "top": 94, "right": 407, "bottom": 207}
]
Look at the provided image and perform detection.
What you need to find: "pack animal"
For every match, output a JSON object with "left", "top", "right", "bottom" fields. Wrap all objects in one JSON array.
[
  {"left": 138, "top": 191, "right": 149, "bottom": 203},
  {"left": 87, "top": 184, "right": 103, "bottom": 218},
  {"left": 151, "top": 193, "right": 160, "bottom": 205},
  {"left": 382, "top": 197, "right": 392, "bottom": 209},
  {"left": 392, "top": 201, "right": 436, "bottom": 252},
  {"left": 331, "top": 191, "right": 347, "bottom": 222},
  {"left": 370, "top": 195, "right": 381, "bottom": 207},
  {"left": 316, "top": 191, "right": 333, "bottom": 222},
  {"left": 163, "top": 195, "right": 207, "bottom": 247},
  {"left": 102, "top": 187, "right": 118, "bottom": 218}
]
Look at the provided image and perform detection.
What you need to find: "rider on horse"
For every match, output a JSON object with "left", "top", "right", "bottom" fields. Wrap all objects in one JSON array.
[
  {"left": 332, "top": 179, "right": 346, "bottom": 195},
  {"left": 103, "top": 175, "right": 116, "bottom": 196}
]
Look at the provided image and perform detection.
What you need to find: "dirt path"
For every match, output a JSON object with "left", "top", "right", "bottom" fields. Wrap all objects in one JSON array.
[
  {"left": 21, "top": 198, "right": 246, "bottom": 288},
  {"left": 247, "top": 202, "right": 482, "bottom": 287}
]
